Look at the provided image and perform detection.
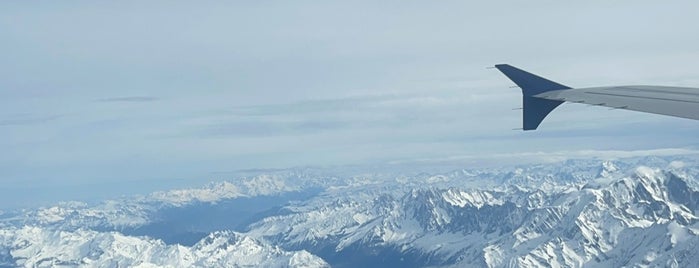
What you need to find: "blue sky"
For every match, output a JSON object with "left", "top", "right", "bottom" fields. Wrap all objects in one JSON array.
[{"left": 2, "top": 1, "right": 699, "bottom": 208}]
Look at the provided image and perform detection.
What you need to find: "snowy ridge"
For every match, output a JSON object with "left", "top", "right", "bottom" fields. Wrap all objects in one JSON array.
[
  {"left": 0, "top": 227, "right": 328, "bottom": 267},
  {"left": 244, "top": 160, "right": 699, "bottom": 267},
  {"left": 149, "top": 174, "right": 302, "bottom": 205},
  {"left": 2, "top": 155, "right": 699, "bottom": 267},
  {"left": 7, "top": 174, "right": 312, "bottom": 231}
]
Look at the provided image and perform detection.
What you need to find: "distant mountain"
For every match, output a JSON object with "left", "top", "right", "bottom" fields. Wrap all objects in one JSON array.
[{"left": 1, "top": 155, "right": 699, "bottom": 267}]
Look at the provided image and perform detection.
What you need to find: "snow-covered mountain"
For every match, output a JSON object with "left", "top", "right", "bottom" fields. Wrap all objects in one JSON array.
[
  {"left": 2, "top": 155, "right": 699, "bottom": 267},
  {"left": 246, "top": 165, "right": 699, "bottom": 267},
  {"left": 0, "top": 227, "right": 327, "bottom": 267}
]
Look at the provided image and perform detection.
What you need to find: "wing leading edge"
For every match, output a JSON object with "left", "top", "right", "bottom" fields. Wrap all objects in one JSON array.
[{"left": 494, "top": 64, "right": 699, "bottom": 130}]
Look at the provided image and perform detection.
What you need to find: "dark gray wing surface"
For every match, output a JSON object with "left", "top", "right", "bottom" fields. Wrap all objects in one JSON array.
[
  {"left": 535, "top": 85, "right": 699, "bottom": 121},
  {"left": 494, "top": 64, "right": 699, "bottom": 130}
]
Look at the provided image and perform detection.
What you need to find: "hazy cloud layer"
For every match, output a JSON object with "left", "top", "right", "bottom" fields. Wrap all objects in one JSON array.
[
  {"left": 96, "top": 96, "right": 159, "bottom": 102},
  {"left": 0, "top": 114, "right": 62, "bottom": 126},
  {"left": 1, "top": 1, "right": 699, "bottom": 207}
]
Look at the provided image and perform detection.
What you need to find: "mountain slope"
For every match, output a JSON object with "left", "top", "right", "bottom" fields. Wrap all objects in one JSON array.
[
  {"left": 2, "top": 155, "right": 699, "bottom": 267},
  {"left": 1, "top": 227, "right": 328, "bottom": 267}
]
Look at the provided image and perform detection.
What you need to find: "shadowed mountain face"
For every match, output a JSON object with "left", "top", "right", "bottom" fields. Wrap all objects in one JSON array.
[{"left": 2, "top": 156, "right": 699, "bottom": 267}]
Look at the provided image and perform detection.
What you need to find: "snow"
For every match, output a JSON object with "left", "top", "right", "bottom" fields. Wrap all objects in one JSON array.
[
  {"left": 148, "top": 181, "right": 244, "bottom": 204},
  {"left": 352, "top": 213, "right": 370, "bottom": 225},
  {"left": 441, "top": 189, "right": 503, "bottom": 208},
  {"left": 483, "top": 244, "right": 503, "bottom": 267},
  {"left": 3, "top": 155, "right": 699, "bottom": 267},
  {"left": 2, "top": 227, "right": 329, "bottom": 267},
  {"left": 668, "top": 221, "right": 690, "bottom": 246}
]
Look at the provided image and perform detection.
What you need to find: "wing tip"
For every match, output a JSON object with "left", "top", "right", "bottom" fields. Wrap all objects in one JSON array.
[
  {"left": 493, "top": 64, "right": 510, "bottom": 69},
  {"left": 493, "top": 64, "right": 570, "bottom": 131}
]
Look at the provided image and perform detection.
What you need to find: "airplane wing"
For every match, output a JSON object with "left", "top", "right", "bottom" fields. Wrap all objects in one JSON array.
[{"left": 494, "top": 64, "right": 699, "bottom": 130}]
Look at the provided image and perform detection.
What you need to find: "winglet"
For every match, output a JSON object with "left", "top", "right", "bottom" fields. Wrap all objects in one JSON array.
[
  {"left": 494, "top": 64, "right": 571, "bottom": 130},
  {"left": 494, "top": 64, "right": 571, "bottom": 96}
]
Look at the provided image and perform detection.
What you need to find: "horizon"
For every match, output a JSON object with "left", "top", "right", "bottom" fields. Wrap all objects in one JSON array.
[{"left": 2, "top": 149, "right": 698, "bottom": 210}]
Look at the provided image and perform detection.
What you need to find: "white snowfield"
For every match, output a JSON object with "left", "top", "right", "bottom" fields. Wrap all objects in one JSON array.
[
  {"left": 2, "top": 156, "right": 699, "bottom": 267},
  {"left": 1, "top": 227, "right": 328, "bottom": 268}
]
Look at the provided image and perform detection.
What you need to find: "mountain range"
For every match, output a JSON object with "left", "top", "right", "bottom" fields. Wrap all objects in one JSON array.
[{"left": 2, "top": 155, "right": 699, "bottom": 267}]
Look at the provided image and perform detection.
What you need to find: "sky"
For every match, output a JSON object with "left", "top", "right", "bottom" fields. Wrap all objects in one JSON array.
[{"left": 2, "top": 1, "right": 699, "bottom": 208}]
